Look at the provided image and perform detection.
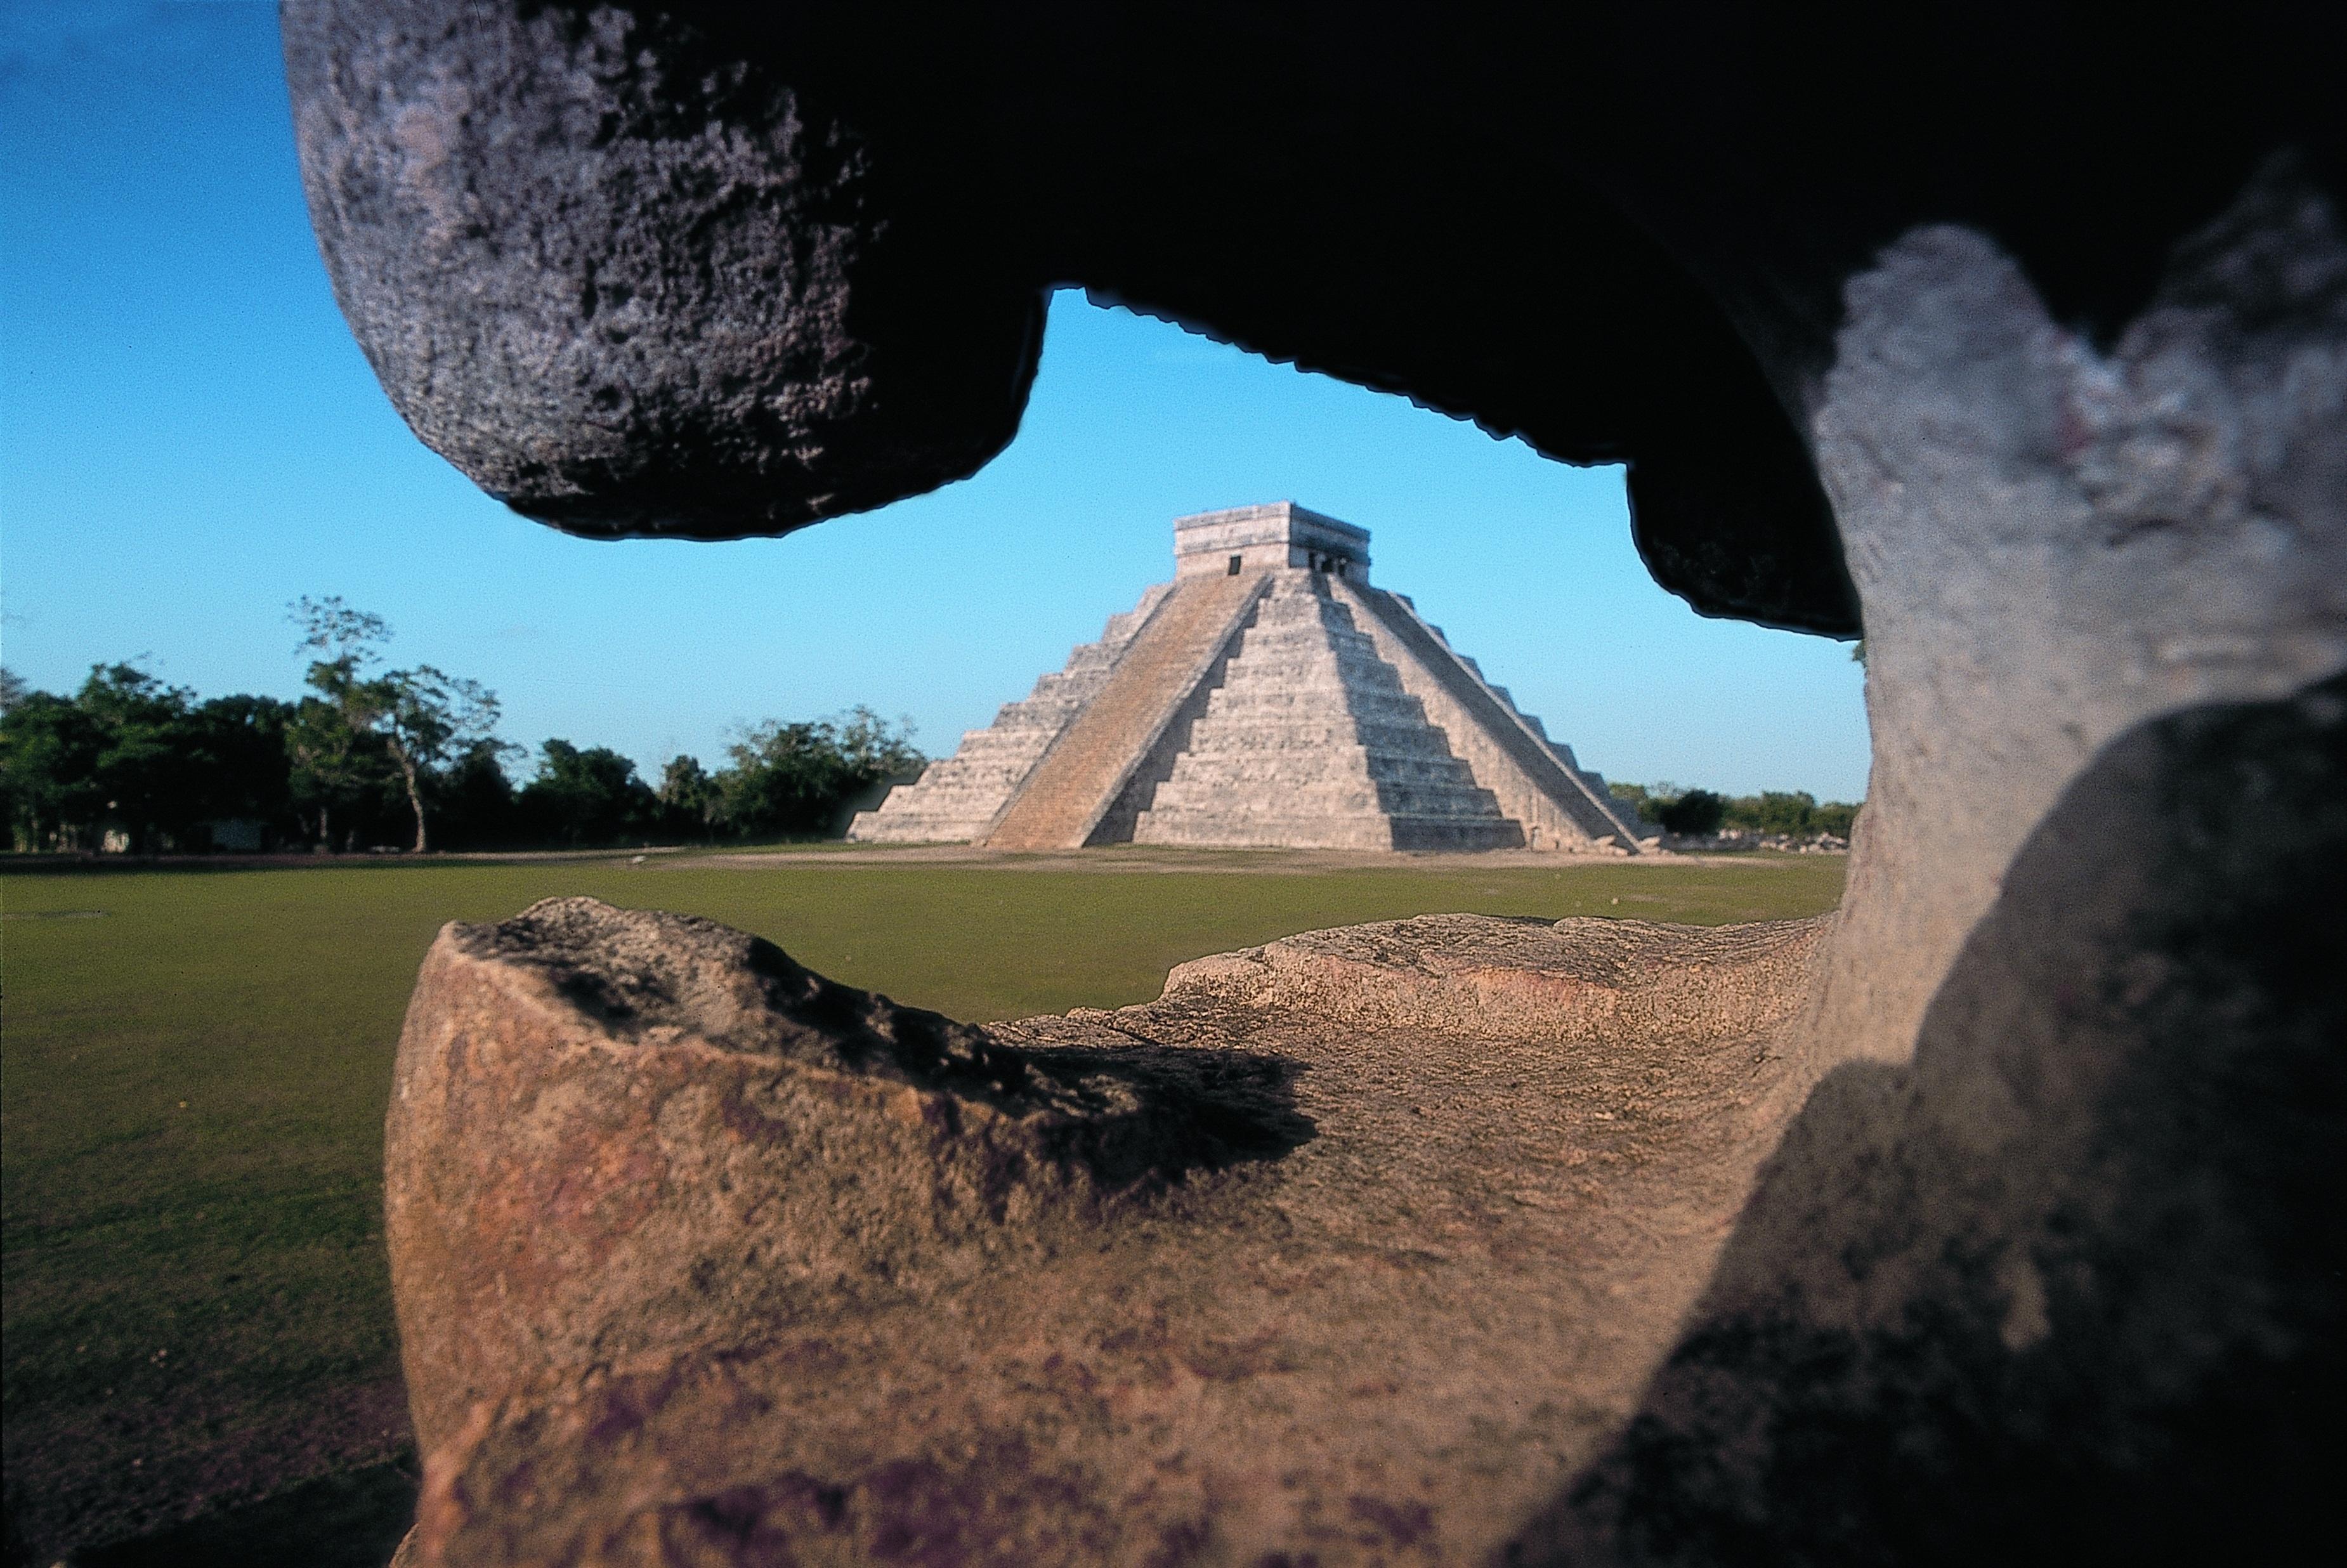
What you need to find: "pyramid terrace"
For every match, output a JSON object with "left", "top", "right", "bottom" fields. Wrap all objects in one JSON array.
[{"left": 851, "top": 503, "right": 1654, "bottom": 853}]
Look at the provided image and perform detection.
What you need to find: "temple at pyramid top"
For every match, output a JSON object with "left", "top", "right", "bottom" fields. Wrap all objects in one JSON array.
[
  {"left": 1173, "top": 501, "right": 1370, "bottom": 580},
  {"left": 851, "top": 506, "right": 1654, "bottom": 854}
]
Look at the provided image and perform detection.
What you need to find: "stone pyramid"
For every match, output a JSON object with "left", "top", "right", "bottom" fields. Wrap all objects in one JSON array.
[{"left": 851, "top": 504, "right": 1654, "bottom": 853}]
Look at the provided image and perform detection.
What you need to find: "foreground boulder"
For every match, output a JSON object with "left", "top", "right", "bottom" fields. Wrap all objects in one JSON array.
[
  {"left": 1530, "top": 675, "right": 2347, "bottom": 1564},
  {"left": 388, "top": 899, "right": 1826, "bottom": 1565},
  {"left": 388, "top": 677, "right": 2344, "bottom": 1564}
]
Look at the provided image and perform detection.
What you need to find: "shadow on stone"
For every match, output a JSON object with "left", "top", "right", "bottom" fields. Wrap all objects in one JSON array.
[
  {"left": 457, "top": 896, "right": 1316, "bottom": 1188},
  {"left": 387, "top": 898, "right": 1324, "bottom": 1463},
  {"left": 393, "top": 903, "right": 1834, "bottom": 1564},
  {"left": 1512, "top": 674, "right": 2347, "bottom": 1564}
]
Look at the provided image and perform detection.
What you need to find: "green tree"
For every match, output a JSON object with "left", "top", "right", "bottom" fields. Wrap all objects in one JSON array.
[
  {"left": 716, "top": 707, "right": 921, "bottom": 840},
  {"left": 1607, "top": 780, "right": 1668, "bottom": 830},
  {"left": 75, "top": 664, "right": 202, "bottom": 852},
  {"left": 284, "top": 693, "right": 386, "bottom": 851},
  {"left": 1813, "top": 800, "right": 1860, "bottom": 838},
  {"left": 377, "top": 665, "right": 501, "bottom": 852},
  {"left": 1, "top": 670, "right": 302, "bottom": 852},
  {"left": 832, "top": 706, "right": 924, "bottom": 782},
  {"left": 181, "top": 694, "right": 298, "bottom": 846},
  {"left": 429, "top": 738, "right": 523, "bottom": 849},
  {"left": 1657, "top": 787, "right": 1726, "bottom": 836},
  {"left": 658, "top": 754, "right": 720, "bottom": 840},
  {"left": 289, "top": 597, "right": 502, "bottom": 852},
  {"left": 1725, "top": 790, "right": 1819, "bottom": 835},
  {"left": 517, "top": 740, "right": 657, "bottom": 846},
  {"left": 0, "top": 686, "right": 107, "bottom": 849},
  {"left": 287, "top": 599, "right": 389, "bottom": 849}
]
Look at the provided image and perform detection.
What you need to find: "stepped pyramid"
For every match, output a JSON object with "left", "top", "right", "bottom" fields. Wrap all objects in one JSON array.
[{"left": 851, "top": 504, "right": 1654, "bottom": 853}]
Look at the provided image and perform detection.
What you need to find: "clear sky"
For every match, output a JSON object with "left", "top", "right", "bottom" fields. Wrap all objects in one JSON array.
[{"left": 0, "top": 1, "right": 1870, "bottom": 802}]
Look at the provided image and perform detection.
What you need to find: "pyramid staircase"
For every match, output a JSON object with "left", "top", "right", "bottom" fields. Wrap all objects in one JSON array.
[
  {"left": 846, "top": 584, "right": 1173, "bottom": 843},
  {"left": 984, "top": 570, "right": 1272, "bottom": 850},
  {"left": 1335, "top": 579, "right": 1651, "bottom": 849},
  {"left": 850, "top": 503, "right": 1652, "bottom": 853},
  {"left": 1129, "top": 575, "right": 1522, "bottom": 849}
]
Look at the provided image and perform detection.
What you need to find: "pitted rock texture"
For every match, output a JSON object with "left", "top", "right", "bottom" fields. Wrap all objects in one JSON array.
[
  {"left": 282, "top": 3, "right": 2344, "bottom": 1069},
  {"left": 282, "top": 4, "right": 2339, "bottom": 632},
  {"left": 1805, "top": 157, "right": 2347, "bottom": 1073},
  {"left": 287, "top": 11, "right": 2347, "bottom": 1558},
  {"left": 1526, "top": 674, "right": 2347, "bottom": 1565},
  {"left": 389, "top": 899, "right": 1826, "bottom": 1566},
  {"left": 282, "top": 1, "right": 1043, "bottom": 538},
  {"left": 386, "top": 899, "right": 1311, "bottom": 1460}
]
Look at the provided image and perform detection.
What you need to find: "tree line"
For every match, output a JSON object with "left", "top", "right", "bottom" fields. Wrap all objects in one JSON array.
[
  {"left": 0, "top": 599, "right": 922, "bottom": 855},
  {"left": 1607, "top": 781, "right": 1860, "bottom": 839}
]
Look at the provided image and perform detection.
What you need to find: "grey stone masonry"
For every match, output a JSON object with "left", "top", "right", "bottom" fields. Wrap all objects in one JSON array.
[
  {"left": 1173, "top": 500, "right": 1371, "bottom": 580},
  {"left": 847, "top": 584, "right": 1172, "bottom": 842},
  {"left": 851, "top": 506, "right": 1646, "bottom": 853},
  {"left": 985, "top": 570, "right": 1273, "bottom": 850},
  {"left": 1131, "top": 573, "right": 1522, "bottom": 850},
  {"left": 1337, "top": 579, "right": 1653, "bottom": 852}
]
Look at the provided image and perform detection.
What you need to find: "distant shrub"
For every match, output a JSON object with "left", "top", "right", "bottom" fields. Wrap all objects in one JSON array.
[
  {"left": 1725, "top": 790, "right": 1819, "bottom": 835},
  {"left": 717, "top": 707, "right": 922, "bottom": 840},
  {"left": 1813, "top": 800, "right": 1859, "bottom": 838},
  {"left": 1605, "top": 781, "right": 1863, "bottom": 844},
  {"left": 516, "top": 740, "right": 658, "bottom": 847},
  {"left": 1657, "top": 788, "right": 1726, "bottom": 836}
]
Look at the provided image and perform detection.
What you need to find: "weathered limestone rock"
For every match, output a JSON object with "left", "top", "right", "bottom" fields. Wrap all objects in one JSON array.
[
  {"left": 280, "top": 1, "right": 1043, "bottom": 539},
  {"left": 388, "top": 674, "right": 2345, "bottom": 1564},
  {"left": 1527, "top": 674, "right": 2347, "bottom": 1564},
  {"left": 389, "top": 898, "right": 1826, "bottom": 1566},
  {"left": 1801, "top": 159, "right": 2347, "bottom": 1076},
  {"left": 385, "top": 896, "right": 1283, "bottom": 1460}
]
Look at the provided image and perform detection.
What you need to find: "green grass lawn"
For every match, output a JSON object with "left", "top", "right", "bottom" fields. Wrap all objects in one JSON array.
[{"left": 0, "top": 851, "right": 1841, "bottom": 1554}]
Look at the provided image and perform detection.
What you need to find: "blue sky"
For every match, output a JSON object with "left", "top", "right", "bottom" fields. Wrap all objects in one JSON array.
[{"left": 0, "top": 1, "right": 1869, "bottom": 802}]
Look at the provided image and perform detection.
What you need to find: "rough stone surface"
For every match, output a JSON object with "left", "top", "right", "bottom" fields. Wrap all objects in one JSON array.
[
  {"left": 281, "top": 1, "right": 1043, "bottom": 538},
  {"left": 844, "top": 584, "right": 1172, "bottom": 844},
  {"left": 390, "top": 678, "right": 2345, "bottom": 1565},
  {"left": 279, "top": 7, "right": 2338, "bottom": 631},
  {"left": 1804, "top": 160, "right": 2347, "bottom": 1073},
  {"left": 389, "top": 898, "right": 1826, "bottom": 1566},
  {"left": 385, "top": 896, "right": 1293, "bottom": 1460},
  {"left": 1522, "top": 675, "right": 2347, "bottom": 1564}
]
